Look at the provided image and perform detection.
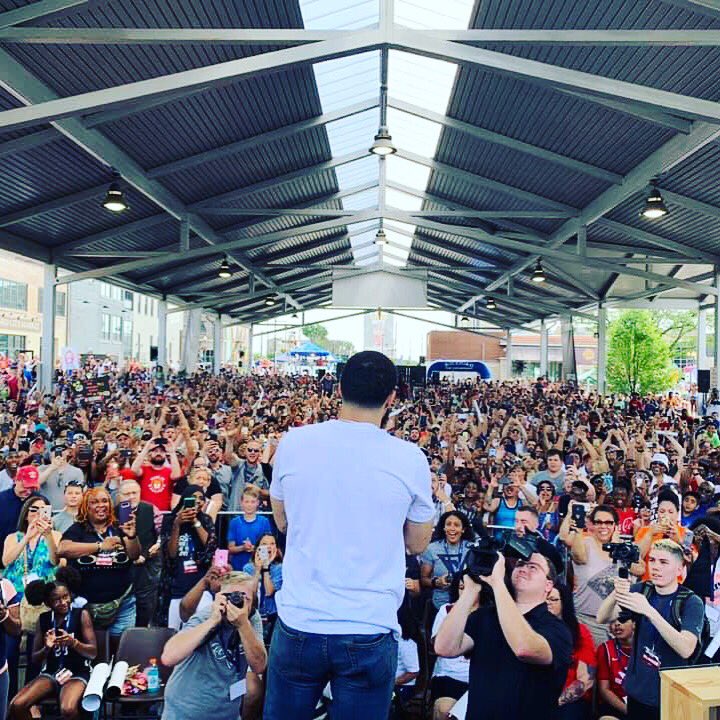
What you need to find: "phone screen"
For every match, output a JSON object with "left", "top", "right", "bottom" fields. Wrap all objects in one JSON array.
[
  {"left": 117, "top": 501, "right": 132, "bottom": 524},
  {"left": 213, "top": 549, "right": 229, "bottom": 567},
  {"left": 183, "top": 497, "right": 196, "bottom": 510}
]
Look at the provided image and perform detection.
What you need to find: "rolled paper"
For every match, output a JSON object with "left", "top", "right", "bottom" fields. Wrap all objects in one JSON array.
[
  {"left": 106, "top": 661, "right": 129, "bottom": 699},
  {"left": 82, "top": 662, "right": 111, "bottom": 712}
]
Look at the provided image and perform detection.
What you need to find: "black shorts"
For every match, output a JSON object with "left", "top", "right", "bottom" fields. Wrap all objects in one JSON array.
[{"left": 431, "top": 676, "right": 468, "bottom": 702}]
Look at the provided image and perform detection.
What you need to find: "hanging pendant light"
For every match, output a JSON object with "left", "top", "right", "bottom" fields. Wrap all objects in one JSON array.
[
  {"left": 102, "top": 181, "right": 128, "bottom": 213},
  {"left": 640, "top": 184, "right": 669, "bottom": 219},
  {"left": 218, "top": 258, "right": 232, "bottom": 279},
  {"left": 531, "top": 260, "right": 546, "bottom": 283},
  {"left": 369, "top": 126, "right": 397, "bottom": 156},
  {"left": 374, "top": 228, "right": 388, "bottom": 245},
  {"left": 486, "top": 297, "right": 497, "bottom": 310}
]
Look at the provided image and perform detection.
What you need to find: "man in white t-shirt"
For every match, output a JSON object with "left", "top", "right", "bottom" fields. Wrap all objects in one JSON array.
[{"left": 264, "top": 351, "right": 434, "bottom": 720}]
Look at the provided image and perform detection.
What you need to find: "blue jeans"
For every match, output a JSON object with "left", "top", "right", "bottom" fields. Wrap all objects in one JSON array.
[
  {"left": 107, "top": 593, "right": 136, "bottom": 637},
  {"left": 263, "top": 618, "right": 398, "bottom": 720}
]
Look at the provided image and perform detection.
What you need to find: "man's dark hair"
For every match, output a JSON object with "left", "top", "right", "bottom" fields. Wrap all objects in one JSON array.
[
  {"left": 658, "top": 488, "right": 680, "bottom": 511},
  {"left": 517, "top": 506, "right": 539, "bottom": 519},
  {"left": 546, "top": 448, "right": 562, "bottom": 460},
  {"left": 339, "top": 351, "right": 397, "bottom": 409}
]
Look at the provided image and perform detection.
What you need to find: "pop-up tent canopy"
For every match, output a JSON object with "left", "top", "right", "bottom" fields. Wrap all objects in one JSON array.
[{"left": 288, "top": 341, "right": 333, "bottom": 358}]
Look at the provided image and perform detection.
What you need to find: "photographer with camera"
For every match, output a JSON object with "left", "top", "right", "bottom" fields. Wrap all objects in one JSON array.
[
  {"left": 161, "top": 571, "right": 266, "bottom": 720},
  {"left": 596, "top": 540, "right": 705, "bottom": 720},
  {"left": 434, "top": 544, "right": 572, "bottom": 720},
  {"left": 559, "top": 504, "right": 642, "bottom": 647}
]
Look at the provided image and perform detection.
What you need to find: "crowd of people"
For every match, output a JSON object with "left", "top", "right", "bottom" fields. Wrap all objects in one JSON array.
[{"left": 0, "top": 353, "right": 715, "bottom": 719}]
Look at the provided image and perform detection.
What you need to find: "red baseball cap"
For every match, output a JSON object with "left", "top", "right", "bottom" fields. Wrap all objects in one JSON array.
[{"left": 17, "top": 466, "right": 39, "bottom": 489}]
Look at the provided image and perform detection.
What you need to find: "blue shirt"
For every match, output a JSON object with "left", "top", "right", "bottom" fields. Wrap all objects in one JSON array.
[
  {"left": 624, "top": 583, "right": 705, "bottom": 707},
  {"left": 227, "top": 514, "right": 271, "bottom": 570},
  {"left": 0, "top": 488, "right": 25, "bottom": 546},
  {"left": 243, "top": 561, "right": 283, "bottom": 616}
]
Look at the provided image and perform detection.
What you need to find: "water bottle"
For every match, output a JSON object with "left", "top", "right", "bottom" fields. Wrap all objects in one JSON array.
[{"left": 146, "top": 658, "right": 160, "bottom": 694}]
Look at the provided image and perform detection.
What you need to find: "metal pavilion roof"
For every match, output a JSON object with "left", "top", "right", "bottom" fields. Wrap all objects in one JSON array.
[{"left": 1, "top": 1, "right": 720, "bottom": 328}]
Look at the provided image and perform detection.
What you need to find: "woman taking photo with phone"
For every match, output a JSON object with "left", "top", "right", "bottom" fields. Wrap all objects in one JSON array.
[
  {"left": 8, "top": 567, "right": 97, "bottom": 720},
  {"left": 158, "top": 484, "right": 217, "bottom": 630},
  {"left": 242, "top": 534, "right": 282, "bottom": 645},
  {"left": 58, "top": 487, "right": 140, "bottom": 638},
  {"left": 3, "top": 495, "right": 61, "bottom": 700}
]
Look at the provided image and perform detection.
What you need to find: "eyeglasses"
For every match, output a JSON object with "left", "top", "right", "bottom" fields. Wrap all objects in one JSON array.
[
  {"left": 593, "top": 520, "right": 616, "bottom": 527},
  {"left": 27, "top": 506, "right": 40, "bottom": 513},
  {"left": 515, "top": 559, "right": 549, "bottom": 576},
  {"left": 246, "top": 448, "right": 260, "bottom": 453}
]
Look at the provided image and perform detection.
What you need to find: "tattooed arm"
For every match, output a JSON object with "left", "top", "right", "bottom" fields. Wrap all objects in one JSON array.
[{"left": 558, "top": 662, "right": 595, "bottom": 706}]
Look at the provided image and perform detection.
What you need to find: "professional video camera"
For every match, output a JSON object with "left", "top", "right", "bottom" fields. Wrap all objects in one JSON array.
[
  {"left": 603, "top": 541, "right": 641, "bottom": 623},
  {"left": 602, "top": 541, "right": 640, "bottom": 579},
  {"left": 464, "top": 532, "right": 539, "bottom": 583}
]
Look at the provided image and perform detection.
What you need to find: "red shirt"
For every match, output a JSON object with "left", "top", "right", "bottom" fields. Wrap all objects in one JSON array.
[
  {"left": 616, "top": 507, "right": 637, "bottom": 536},
  {"left": 563, "top": 623, "right": 595, "bottom": 694},
  {"left": 596, "top": 639, "right": 630, "bottom": 703},
  {"left": 139, "top": 464, "right": 174, "bottom": 511}
]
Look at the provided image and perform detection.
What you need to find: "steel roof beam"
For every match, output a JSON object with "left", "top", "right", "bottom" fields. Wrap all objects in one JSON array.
[
  {"left": 480, "top": 119, "right": 720, "bottom": 301},
  {"left": 553, "top": 88, "right": 692, "bottom": 134},
  {"left": 227, "top": 293, "right": 334, "bottom": 325},
  {"left": 0, "top": 0, "right": 87, "bottom": 29},
  {"left": 130, "top": 212, "right": 378, "bottom": 285},
  {"left": 387, "top": 210, "right": 716, "bottom": 295},
  {"left": 0, "top": 128, "right": 58, "bottom": 159},
  {"left": 0, "top": 182, "right": 107, "bottom": 228},
  {"left": 189, "top": 150, "right": 367, "bottom": 209},
  {"left": 0, "top": 27, "right": 361, "bottom": 45},
  {"left": 395, "top": 148, "right": 578, "bottom": 212},
  {"left": 659, "top": 188, "right": 720, "bottom": 219},
  {"left": 147, "top": 100, "right": 377, "bottom": 179},
  {"left": 0, "top": 48, "right": 304, "bottom": 309},
  {"left": 389, "top": 98, "right": 623, "bottom": 185},
  {"left": 596, "top": 218, "right": 720, "bottom": 263},
  {"left": 0, "top": 30, "right": 381, "bottom": 132},
  {"left": 396, "top": 31, "right": 720, "bottom": 124},
  {"left": 55, "top": 213, "right": 171, "bottom": 254},
  {"left": 659, "top": 0, "right": 720, "bottom": 20}
]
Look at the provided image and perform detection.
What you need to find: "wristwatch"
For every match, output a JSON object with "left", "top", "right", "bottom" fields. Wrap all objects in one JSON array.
[{"left": 194, "top": 521, "right": 201, "bottom": 529}]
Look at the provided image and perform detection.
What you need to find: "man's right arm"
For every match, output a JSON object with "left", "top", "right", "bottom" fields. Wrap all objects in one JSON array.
[
  {"left": 404, "top": 519, "right": 433, "bottom": 556},
  {"left": 434, "top": 588, "right": 476, "bottom": 658}
]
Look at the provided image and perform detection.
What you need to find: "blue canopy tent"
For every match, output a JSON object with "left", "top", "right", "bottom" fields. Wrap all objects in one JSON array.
[{"left": 288, "top": 341, "right": 335, "bottom": 360}]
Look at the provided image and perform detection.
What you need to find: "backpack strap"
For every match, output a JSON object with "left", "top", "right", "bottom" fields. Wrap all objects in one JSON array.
[{"left": 669, "top": 585, "right": 694, "bottom": 630}]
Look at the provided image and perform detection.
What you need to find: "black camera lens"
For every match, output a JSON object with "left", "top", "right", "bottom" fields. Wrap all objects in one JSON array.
[{"left": 225, "top": 591, "right": 245, "bottom": 609}]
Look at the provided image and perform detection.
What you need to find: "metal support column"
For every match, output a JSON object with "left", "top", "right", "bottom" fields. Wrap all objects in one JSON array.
[
  {"left": 698, "top": 308, "right": 707, "bottom": 371},
  {"left": 157, "top": 299, "right": 167, "bottom": 369},
  {"left": 539, "top": 320, "right": 548, "bottom": 377},
  {"left": 247, "top": 324, "right": 254, "bottom": 374},
  {"left": 715, "top": 269, "right": 720, "bottom": 388},
  {"left": 597, "top": 304, "right": 607, "bottom": 396},
  {"left": 40, "top": 263, "right": 55, "bottom": 392},
  {"left": 213, "top": 315, "right": 222, "bottom": 375},
  {"left": 506, "top": 328, "right": 513, "bottom": 379}
]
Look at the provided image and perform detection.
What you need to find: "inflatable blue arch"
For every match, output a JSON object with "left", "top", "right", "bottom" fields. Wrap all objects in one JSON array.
[{"left": 426, "top": 360, "right": 492, "bottom": 380}]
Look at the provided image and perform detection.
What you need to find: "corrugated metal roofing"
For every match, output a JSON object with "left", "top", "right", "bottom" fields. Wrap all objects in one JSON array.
[{"left": 1, "top": 0, "right": 720, "bottom": 322}]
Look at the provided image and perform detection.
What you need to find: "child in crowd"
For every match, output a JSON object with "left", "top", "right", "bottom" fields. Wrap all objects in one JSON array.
[{"left": 227, "top": 486, "right": 271, "bottom": 570}]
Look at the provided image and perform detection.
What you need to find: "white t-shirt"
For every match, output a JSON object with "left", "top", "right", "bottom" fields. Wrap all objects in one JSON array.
[
  {"left": 396, "top": 637, "right": 419, "bottom": 686},
  {"left": 271, "top": 419, "right": 434, "bottom": 635},
  {"left": 431, "top": 603, "right": 470, "bottom": 683},
  {"left": 0, "top": 469, "right": 14, "bottom": 493}
]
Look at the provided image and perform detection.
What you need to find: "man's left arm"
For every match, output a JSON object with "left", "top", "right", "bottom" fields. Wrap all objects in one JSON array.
[{"left": 617, "top": 589, "right": 703, "bottom": 660}]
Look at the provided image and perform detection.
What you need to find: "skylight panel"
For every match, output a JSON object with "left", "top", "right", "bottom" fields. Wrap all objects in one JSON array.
[
  {"left": 386, "top": 107, "right": 442, "bottom": 158},
  {"left": 312, "top": 52, "right": 379, "bottom": 113},
  {"left": 388, "top": 50, "right": 458, "bottom": 115},
  {"left": 335, "top": 156, "right": 378, "bottom": 190},
  {"left": 395, "top": 0, "right": 474, "bottom": 29},
  {"left": 385, "top": 155, "right": 430, "bottom": 192},
  {"left": 301, "top": 0, "right": 378, "bottom": 30},
  {"left": 326, "top": 109, "right": 378, "bottom": 155},
  {"left": 342, "top": 188, "right": 378, "bottom": 210},
  {"left": 386, "top": 187, "right": 422, "bottom": 211}
]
